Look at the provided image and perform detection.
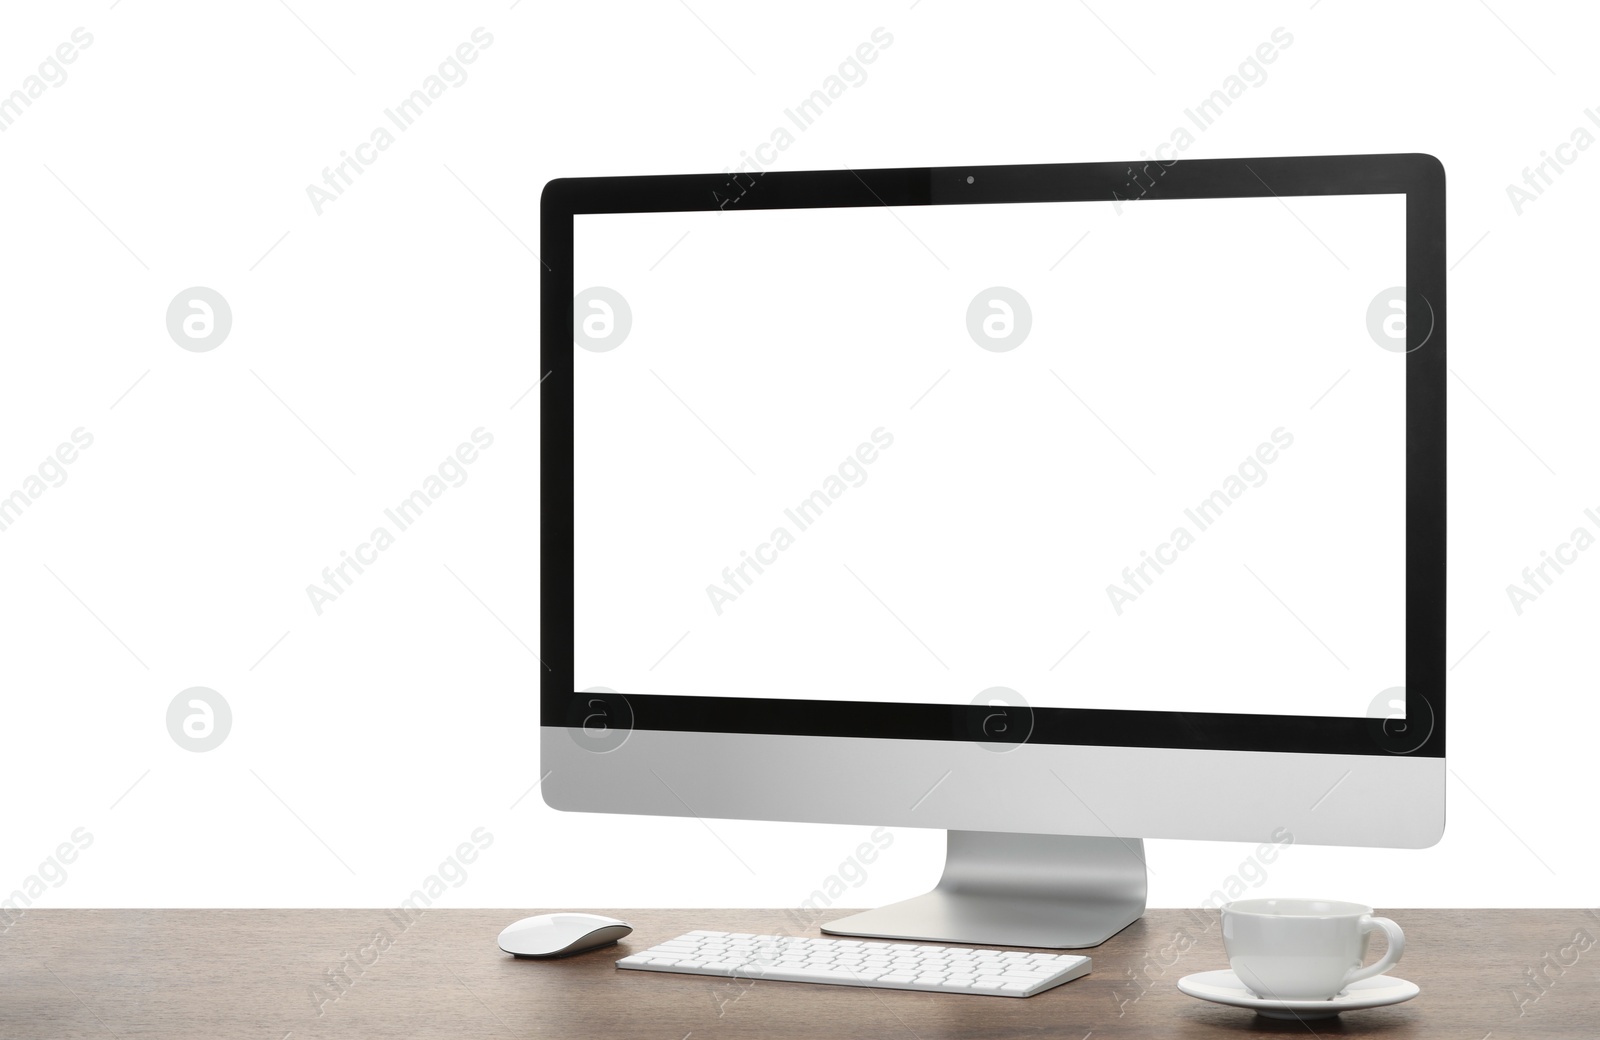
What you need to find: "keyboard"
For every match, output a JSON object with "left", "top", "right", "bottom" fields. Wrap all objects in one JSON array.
[{"left": 616, "top": 930, "right": 1092, "bottom": 997}]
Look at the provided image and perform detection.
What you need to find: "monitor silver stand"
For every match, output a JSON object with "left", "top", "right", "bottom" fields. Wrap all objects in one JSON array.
[{"left": 820, "top": 831, "right": 1147, "bottom": 949}]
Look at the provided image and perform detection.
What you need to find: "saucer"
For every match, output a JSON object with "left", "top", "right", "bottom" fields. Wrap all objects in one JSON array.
[{"left": 1177, "top": 969, "right": 1419, "bottom": 1020}]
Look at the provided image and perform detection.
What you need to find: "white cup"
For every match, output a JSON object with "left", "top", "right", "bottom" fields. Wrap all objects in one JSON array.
[{"left": 1221, "top": 898, "right": 1405, "bottom": 1000}]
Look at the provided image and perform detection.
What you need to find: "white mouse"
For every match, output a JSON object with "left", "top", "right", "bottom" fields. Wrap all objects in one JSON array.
[{"left": 498, "top": 913, "right": 633, "bottom": 958}]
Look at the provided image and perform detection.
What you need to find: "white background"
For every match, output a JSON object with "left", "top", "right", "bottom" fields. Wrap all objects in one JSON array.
[
  {"left": 0, "top": 1, "right": 1595, "bottom": 915},
  {"left": 574, "top": 197, "right": 1405, "bottom": 719}
]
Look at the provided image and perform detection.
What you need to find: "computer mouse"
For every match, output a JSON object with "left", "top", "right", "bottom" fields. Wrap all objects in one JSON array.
[{"left": 497, "top": 913, "right": 633, "bottom": 958}]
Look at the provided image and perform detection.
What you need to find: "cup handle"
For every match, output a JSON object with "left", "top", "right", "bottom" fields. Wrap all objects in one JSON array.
[{"left": 1342, "top": 915, "right": 1405, "bottom": 991}]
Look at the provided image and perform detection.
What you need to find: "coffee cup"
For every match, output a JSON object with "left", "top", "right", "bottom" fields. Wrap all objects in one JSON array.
[{"left": 1221, "top": 898, "right": 1405, "bottom": 1000}]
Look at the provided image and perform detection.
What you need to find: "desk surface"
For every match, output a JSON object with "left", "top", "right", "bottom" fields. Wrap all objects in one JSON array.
[{"left": 3, "top": 908, "right": 1596, "bottom": 1038}]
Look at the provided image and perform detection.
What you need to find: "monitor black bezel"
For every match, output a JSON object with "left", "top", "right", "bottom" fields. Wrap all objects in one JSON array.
[{"left": 541, "top": 154, "right": 1445, "bottom": 759}]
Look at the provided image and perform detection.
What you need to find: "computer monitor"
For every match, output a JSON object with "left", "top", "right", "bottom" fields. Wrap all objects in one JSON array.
[{"left": 541, "top": 154, "right": 1445, "bottom": 949}]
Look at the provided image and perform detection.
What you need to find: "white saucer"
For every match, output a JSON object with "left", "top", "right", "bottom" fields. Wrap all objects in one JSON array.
[{"left": 1177, "top": 969, "right": 1419, "bottom": 1020}]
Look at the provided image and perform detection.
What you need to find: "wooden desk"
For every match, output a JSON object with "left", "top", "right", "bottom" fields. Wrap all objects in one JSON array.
[{"left": 4, "top": 909, "right": 1596, "bottom": 1038}]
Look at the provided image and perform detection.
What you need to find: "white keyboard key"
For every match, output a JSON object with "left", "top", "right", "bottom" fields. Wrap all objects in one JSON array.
[{"left": 764, "top": 966, "right": 866, "bottom": 983}]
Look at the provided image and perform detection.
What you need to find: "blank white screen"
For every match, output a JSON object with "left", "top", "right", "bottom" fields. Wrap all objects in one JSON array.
[{"left": 573, "top": 192, "right": 1406, "bottom": 718}]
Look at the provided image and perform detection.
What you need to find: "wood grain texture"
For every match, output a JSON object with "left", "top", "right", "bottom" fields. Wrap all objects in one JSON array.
[{"left": 2, "top": 909, "right": 1596, "bottom": 1038}]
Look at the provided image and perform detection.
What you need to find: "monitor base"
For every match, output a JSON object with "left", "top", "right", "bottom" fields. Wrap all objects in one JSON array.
[{"left": 821, "top": 830, "right": 1147, "bottom": 949}]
